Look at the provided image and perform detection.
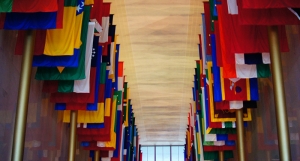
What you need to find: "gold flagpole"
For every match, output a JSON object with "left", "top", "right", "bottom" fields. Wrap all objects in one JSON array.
[
  {"left": 219, "top": 151, "right": 224, "bottom": 161},
  {"left": 11, "top": 30, "right": 36, "bottom": 161},
  {"left": 266, "top": 150, "right": 271, "bottom": 161},
  {"left": 68, "top": 110, "right": 78, "bottom": 161},
  {"left": 236, "top": 109, "right": 245, "bottom": 161},
  {"left": 267, "top": 26, "right": 291, "bottom": 161},
  {"left": 95, "top": 150, "right": 100, "bottom": 161}
]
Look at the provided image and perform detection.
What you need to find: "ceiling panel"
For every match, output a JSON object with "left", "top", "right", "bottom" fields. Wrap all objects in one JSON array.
[{"left": 106, "top": 0, "right": 204, "bottom": 145}]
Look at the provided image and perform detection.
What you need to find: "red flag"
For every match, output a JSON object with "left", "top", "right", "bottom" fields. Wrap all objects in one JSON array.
[
  {"left": 99, "top": 36, "right": 111, "bottom": 56},
  {"left": 237, "top": 0, "right": 300, "bottom": 25},
  {"left": 217, "top": 2, "right": 289, "bottom": 65},
  {"left": 204, "top": 2, "right": 213, "bottom": 55},
  {"left": 242, "top": 0, "right": 300, "bottom": 8},
  {"left": 203, "top": 146, "right": 235, "bottom": 151},
  {"left": 15, "top": 30, "right": 46, "bottom": 55},
  {"left": 102, "top": 3, "right": 111, "bottom": 17},
  {"left": 90, "top": 0, "right": 104, "bottom": 25},
  {"left": 224, "top": 78, "right": 247, "bottom": 101},
  {"left": 214, "top": 21, "right": 223, "bottom": 67},
  {"left": 42, "top": 80, "right": 58, "bottom": 93},
  {"left": 11, "top": 0, "right": 58, "bottom": 12}
]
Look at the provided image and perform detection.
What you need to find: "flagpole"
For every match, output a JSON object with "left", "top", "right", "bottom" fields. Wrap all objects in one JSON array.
[
  {"left": 68, "top": 110, "right": 78, "bottom": 161},
  {"left": 11, "top": 30, "right": 36, "bottom": 161},
  {"left": 218, "top": 151, "right": 224, "bottom": 161},
  {"left": 95, "top": 151, "right": 100, "bottom": 161},
  {"left": 236, "top": 109, "right": 245, "bottom": 161},
  {"left": 266, "top": 150, "right": 271, "bottom": 161},
  {"left": 267, "top": 26, "right": 291, "bottom": 161}
]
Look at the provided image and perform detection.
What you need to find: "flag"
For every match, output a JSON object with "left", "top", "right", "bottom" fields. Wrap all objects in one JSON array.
[
  {"left": 99, "top": 3, "right": 111, "bottom": 43},
  {"left": 64, "top": 37, "right": 102, "bottom": 110},
  {"left": 73, "top": 32, "right": 98, "bottom": 93},
  {"left": 32, "top": 16, "right": 94, "bottom": 67},
  {"left": 97, "top": 95, "right": 117, "bottom": 149},
  {"left": 90, "top": 0, "right": 103, "bottom": 24},
  {"left": 85, "top": 0, "right": 94, "bottom": 5},
  {"left": 77, "top": 90, "right": 113, "bottom": 141},
  {"left": 43, "top": 0, "right": 84, "bottom": 56},
  {"left": 216, "top": 3, "right": 287, "bottom": 78},
  {"left": 35, "top": 5, "right": 91, "bottom": 80},
  {"left": 209, "top": 0, "right": 219, "bottom": 29},
  {"left": 36, "top": 22, "right": 94, "bottom": 95},
  {"left": 62, "top": 107, "right": 104, "bottom": 123},
  {"left": 237, "top": 0, "right": 300, "bottom": 25},
  {"left": 0, "top": 0, "right": 58, "bottom": 12},
  {"left": 215, "top": 101, "right": 257, "bottom": 110},
  {"left": 200, "top": 62, "right": 252, "bottom": 130},
  {"left": 113, "top": 111, "right": 123, "bottom": 158},
  {"left": 235, "top": 53, "right": 270, "bottom": 65},
  {"left": 242, "top": 0, "right": 300, "bottom": 8},
  {"left": 15, "top": 30, "right": 46, "bottom": 55},
  {"left": 41, "top": 38, "right": 103, "bottom": 94},
  {"left": 217, "top": 1, "right": 289, "bottom": 60},
  {"left": 211, "top": 32, "right": 271, "bottom": 79},
  {"left": 0, "top": 0, "right": 64, "bottom": 29},
  {"left": 32, "top": 49, "right": 80, "bottom": 67},
  {"left": 51, "top": 67, "right": 96, "bottom": 104},
  {"left": 203, "top": 2, "right": 213, "bottom": 55},
  {"left": 79, "top": 94, "right": 117, "bottom": 150}
]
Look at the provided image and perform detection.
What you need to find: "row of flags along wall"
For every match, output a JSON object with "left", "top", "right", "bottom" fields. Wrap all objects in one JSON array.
[
  {"left": 0, "top": 0, "right": 142, "bottom": 160},
  {"left": 184, "top": 0, "right": 300, "bottom": 160}
]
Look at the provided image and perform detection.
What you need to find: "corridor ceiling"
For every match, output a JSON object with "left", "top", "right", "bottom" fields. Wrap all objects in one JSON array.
[{"left": 107, "top": 0, "right": 204, "bottom": 145}]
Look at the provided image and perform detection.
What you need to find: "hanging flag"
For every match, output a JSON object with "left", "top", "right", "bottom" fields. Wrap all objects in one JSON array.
[
  {"left": 0, "top": 0, "right": 58, "bottom": 12},
  {"left": 63, "top": 108, "right": 104, "bottom": 124},
  {"left": 90, "top": 0, "right": 103, "bottom": 34},
  {"left": 211, "top": 32, "right": 271, "bottom": 79},
  {"left": 235, "top": 53, "right": 270, "bottom": 65},
  {"left": 237, "top": 0, "right": 300, "bottom": 25},
  {"left": 99, "top": 3, "right": 111, "bottom": 43},
  {"left": 0, "top": 0, "right": 64, "bottom": 29},
  {"left": 90, "top": 0, "right": 103, "bottom": 24},
  {"left": 41, "top": 39, "right": 103, "bottom": 94},
  {"left": 79, "top": 94, "right": 117, "bottom": 150},
  {"left": 77, "top": 91, "right": 113, "bottom": 142},
  {"left": 35, "top": 5, "right": 91, "bottom": 80},
  {"left": 73, "top": 33, "right": 98, "bottom": 93},
  {"left": 43, "top": 0, "right": 84, "bottom": 56},
  {"left": 242, "top": 0, "right": 300, "bottom": 8},
  {"left": 15, "top": 30, "right": 46, "bottom": 55},
  {"left": 85, "top": 0, "right": 94, "bottom": 5},
  {"left": 217, "top": 1, "right": 289, "bottom": 60},
  {"left": 63, "top": 37, "right": 102, "bottom": 110},
  {"left": 216, "top": 3, "right": 287, "bottom": 78},
  {"left": 203, "top": 2, "right": 213, "bottom": 55},
  {"left": 98, "top": 95, "right": 117, "bottom": 149},
  {"left": 51, "top": 67, "right": 96, "bottom": 104},
  {"left": 215, "top": 101, "right": 257, "bottom": 110},
  {"left": 209, "top": 0, "right": 219, "bottom": 31},
  {"left": 32, "top": 50, "right": 80, "bottom": 67}
]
